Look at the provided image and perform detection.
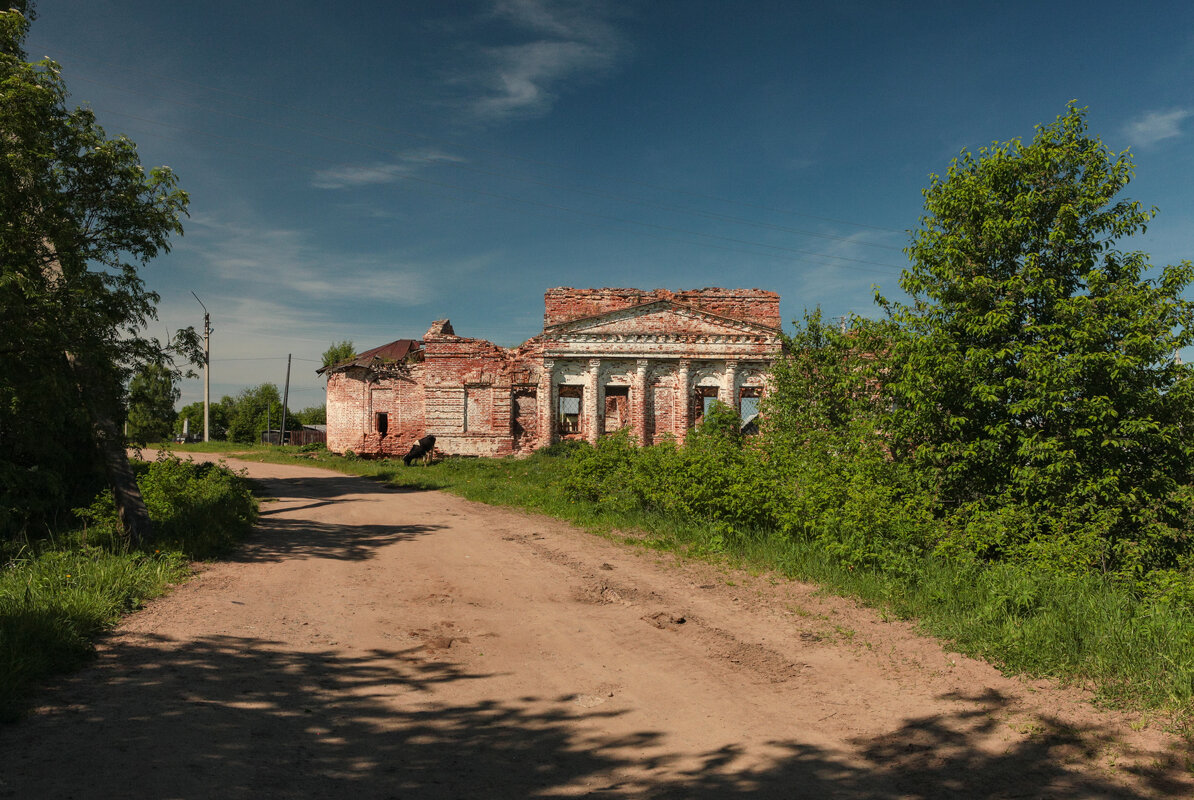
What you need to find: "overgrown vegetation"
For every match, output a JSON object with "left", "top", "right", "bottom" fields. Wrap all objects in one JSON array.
[
  {"left": 195, "top": 106, "right": 1194, "bottom": 721},
  {"left": 1, "top": 3, "right": 197, "bottom": 542},
  {"left": 556, "top": 106, "right": 1194, "bottom": 717},
  {"left": 0, "top": 455, "right": 257, "bottom": 719}
]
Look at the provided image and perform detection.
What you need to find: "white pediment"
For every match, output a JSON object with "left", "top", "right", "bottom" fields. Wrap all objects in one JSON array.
[{"left": 545, "top": 301, "right": 778, "bottom": 339}]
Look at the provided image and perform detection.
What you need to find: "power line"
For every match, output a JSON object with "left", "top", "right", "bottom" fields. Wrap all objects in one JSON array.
[{"left": 218, "top": 356, "right": 320, "bottom": 362}]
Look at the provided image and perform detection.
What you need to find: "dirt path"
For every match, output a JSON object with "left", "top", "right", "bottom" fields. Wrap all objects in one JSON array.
[{"left": 3, "top": 455, "right": 1191, "bottom": 798}]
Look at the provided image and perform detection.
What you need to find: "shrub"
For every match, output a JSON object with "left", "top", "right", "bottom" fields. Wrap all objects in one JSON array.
[
  {"left": 75, "top": 454, "right": 257, "bottom": 558},
  {"left": 539, "top": 439, "right": 588, "bottom": 458},
  {"left": 566, "top": 408, "right": 779, "bottom": 541}
]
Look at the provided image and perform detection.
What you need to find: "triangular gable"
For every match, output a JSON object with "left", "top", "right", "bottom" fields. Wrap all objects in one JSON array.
[{"left": 545, "top": 300, "right": 780, "bottom": 338}]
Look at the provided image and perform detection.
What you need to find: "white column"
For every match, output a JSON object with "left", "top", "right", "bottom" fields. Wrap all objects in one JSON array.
[
  {"left": 721, "top": 360, "right": 738, "bottom": 409},
  {"left": 676, "top": 359, "right": 690, "bottom": 441},
  {"left": 634, "top": 359, "right": 649, "bottom": 446},
  {"left": 585, "top": 358, "right": 601, "bottom": 445},
  {"left": 539, "top": 359, "right": 555, "bottom": 447}
]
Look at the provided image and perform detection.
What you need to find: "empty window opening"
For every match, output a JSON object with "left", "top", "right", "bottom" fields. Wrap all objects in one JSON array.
[
  {"left": 376, "top": 412, "right": 388, "bottom": 437},
  {"left": 739, "top": 387, "right": 761, "bottom": 433},
  {"left": 558, "top": 386, "right": 582, "bottom": 435},
  {"left": 604, "top": 385, "right": 629, "bottom": 432},
  {"left": 691, "top": 387, "right": 719, "bottom": 427}
]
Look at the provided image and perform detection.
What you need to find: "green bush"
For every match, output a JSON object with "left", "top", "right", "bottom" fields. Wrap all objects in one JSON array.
[
  {"left": 538, "top": 439, "right": 589, "bottom": 458},
  {"left": 75, "top": 454, "right": 257, "bottom": 558},
  {"left": 566, "top": 406, "right": 779, "bottom": 547},
  {"left": 140, "top": 455, "right": 257, "bottom": 557},
  {"left": 0, "top": 454, "right": 256, "bottom": 717}
]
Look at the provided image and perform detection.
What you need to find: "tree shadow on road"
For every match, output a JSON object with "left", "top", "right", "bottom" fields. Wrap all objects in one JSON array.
[
  {"left": 237, "top": 517, "right": 445, "bottom": 563},
  {"left": 3, "top": 633, "right": 1187, "bottom": 799},
  {"left": 233, "top": 473, "right": 447, "bottom": 563}
]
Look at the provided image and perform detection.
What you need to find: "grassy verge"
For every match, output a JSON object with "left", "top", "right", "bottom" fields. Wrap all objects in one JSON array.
[
  {"left": 0, "top": 456, "right": 257, "bottom": 720},
  {"left": 168, "top": 443, "right": 1194, "bottom": 729},
  {"left": 0, "top": 543, "right": 189, "bottom": 721}
]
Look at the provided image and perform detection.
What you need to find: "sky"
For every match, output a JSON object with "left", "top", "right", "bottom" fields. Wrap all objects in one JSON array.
[{"left": 22, "top": 0, "right": 1194, "bottom": 410}]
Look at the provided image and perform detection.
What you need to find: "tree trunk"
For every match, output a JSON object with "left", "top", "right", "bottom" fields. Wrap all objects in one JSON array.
[
  {"left": 94, "top": 405, "right": 152, "bottom": 548},
  {"left": 68, "top": 353, "right": 152, "bottom": 547}
]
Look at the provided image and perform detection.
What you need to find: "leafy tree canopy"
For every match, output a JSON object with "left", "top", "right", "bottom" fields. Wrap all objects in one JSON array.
[
  {"left": 883, "top": 104, "right": 1194, "bottom": 577},
  {"left": 126, "top": 363, "right": 178, "bottom": 444},
  {"left": 225, "top": 384, "right": 300, "bottom": 443},
  {"left": 175, "top": 400, "right": 229, "bottom": 441},
  {"left": 293, "top": 405, "right": 326, "bottom": 425},
  {"left": 0, "top": 7, "right": 195, "bottom": 538}
]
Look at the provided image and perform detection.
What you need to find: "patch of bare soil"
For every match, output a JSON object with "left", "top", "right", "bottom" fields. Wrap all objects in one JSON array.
[{"left": 2, "top": 453, "right": 1191, "bottom": 798}]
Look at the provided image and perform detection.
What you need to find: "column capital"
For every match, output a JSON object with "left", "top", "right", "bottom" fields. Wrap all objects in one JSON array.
[{"left": 636, "top": 358, "right": 650, "bottom": 371}]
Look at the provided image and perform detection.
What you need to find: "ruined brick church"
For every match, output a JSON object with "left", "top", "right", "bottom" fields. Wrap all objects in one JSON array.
[{"left": 322, "top": 287, "right": 783, "bottom": 457}]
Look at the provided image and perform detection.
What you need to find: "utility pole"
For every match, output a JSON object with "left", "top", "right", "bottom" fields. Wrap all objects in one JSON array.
[
  {"left": 191, "top": 292, "right": 211, "bottom": 442},
  {"left": 280, "top": 353, "right": 292, "bottom": 446}
]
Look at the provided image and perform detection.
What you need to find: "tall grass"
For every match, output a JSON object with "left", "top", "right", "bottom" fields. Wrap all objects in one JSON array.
[
  {"left": 0, "top": 455, "right": 256, "bottom": 719},
  {"left": 0, "top": 545, "right": 188, "bottom": 720}
]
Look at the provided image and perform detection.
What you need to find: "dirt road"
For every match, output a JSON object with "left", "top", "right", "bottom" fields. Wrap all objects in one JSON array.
[{"left": 3, "top": 455, "right": 1191, "bottom": 798}]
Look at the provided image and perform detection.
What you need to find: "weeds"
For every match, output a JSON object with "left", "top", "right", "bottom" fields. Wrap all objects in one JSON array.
[{"left": 0, "top": 455, "right": 256, "bottom": 719}]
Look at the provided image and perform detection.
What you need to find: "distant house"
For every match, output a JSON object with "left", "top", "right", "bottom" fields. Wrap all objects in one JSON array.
[{"left": 321, "top": 287, "right": 782, "bottom": 457}]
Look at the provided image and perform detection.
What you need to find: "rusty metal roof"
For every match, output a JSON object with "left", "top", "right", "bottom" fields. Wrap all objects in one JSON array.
[{"left": 317, "top": 338, "right": 422, "bottom": 374}]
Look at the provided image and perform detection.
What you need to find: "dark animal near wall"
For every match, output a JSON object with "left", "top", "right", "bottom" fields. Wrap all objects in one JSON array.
[{"left": 403, "top": 435, "right": 437, "bottom": 466}]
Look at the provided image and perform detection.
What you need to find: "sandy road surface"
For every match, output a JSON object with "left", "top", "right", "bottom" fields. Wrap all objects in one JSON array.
[{"left": 3, "top": 454, "right": 1192, "bottom": 799}]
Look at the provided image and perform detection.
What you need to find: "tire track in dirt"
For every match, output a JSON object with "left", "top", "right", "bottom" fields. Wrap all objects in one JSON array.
[{"left": 1, "top": 453, "right": 1190, "bottom": 799}]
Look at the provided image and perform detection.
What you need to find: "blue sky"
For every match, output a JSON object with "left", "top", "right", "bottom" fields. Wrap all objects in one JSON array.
[{"left": 24, "top": 0, "right": 1194, "bottom": 409}]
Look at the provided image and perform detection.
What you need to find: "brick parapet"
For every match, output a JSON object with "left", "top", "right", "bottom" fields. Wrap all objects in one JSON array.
[{"left": 543, "top": 287, "right": 780, "bottom": 330}]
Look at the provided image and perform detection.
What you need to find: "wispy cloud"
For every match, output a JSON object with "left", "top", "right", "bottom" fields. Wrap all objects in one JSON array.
[
  {"left": 180, "top": 213, "right": 431, "bottom": 306},
  {"left": 794, "top": 230, "right": 909, "bottom": 311},
  {"left": 1123, "top": 108, "right": 1191, "bottom": 147},
  {"left": 311, "top": 149, "right": 463, "bottom": 190},
  {"left": 465, "top": 0, "right": 630, "bottom": 120}
]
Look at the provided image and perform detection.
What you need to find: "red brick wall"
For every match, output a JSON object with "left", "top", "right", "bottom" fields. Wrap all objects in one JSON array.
[
  {"left": 325, "top": 370, "right": 365, "bottom": 454},
  {"left": 418, "top": 330, "right": 544, "bottom": 457},
  {"left": 326, "top": 366, "right": 427, "bottom": 457},
  {"left": 543, "top": 287, "right": 780, "bottom": 329},
  {"left": 326, "top": 290, "right": 780, "bottom": 458},
  {"left": 673, "top": 288, "right": 781, "bottom": 330}
]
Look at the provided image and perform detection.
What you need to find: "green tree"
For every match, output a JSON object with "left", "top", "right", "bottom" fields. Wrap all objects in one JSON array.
[
  {"left": 321, "top": 340, "right": 355, "bottom": 370},
  {"left": 0, "top": 7, "right": 194, "bottom": 541},
  {"left": 885, "top": 104, "right": 1194, "bottom": 578},
  {"left": 293, "top": 404, "right": 326, "bottom": 425},
  {"left": 174, "top": 400, "right": 228, "bottom": 441},
  {"left": 761, "top": 311, "right": 935, "bottom": 573},
  {"left": 126, "top": 363, "right": 178, "bottom": 444},
  {"left": 225, "top": 384, "right": 300, "bottom": 443}
]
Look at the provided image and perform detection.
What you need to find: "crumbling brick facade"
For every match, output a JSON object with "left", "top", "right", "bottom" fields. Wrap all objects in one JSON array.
[{"left": 324, "top": 287, "right": 782, "bottom": 458}]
